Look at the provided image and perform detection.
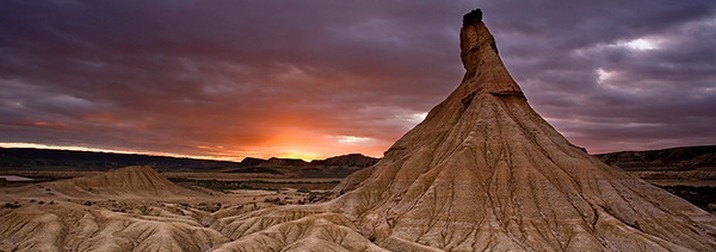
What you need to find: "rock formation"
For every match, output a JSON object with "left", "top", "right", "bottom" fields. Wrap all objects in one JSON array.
[
  {"left": 3, "top": 166, "right": 204, "bottom": 199},
  {"left": 220, "top": 8, "right": 716, "bottom": 251}
]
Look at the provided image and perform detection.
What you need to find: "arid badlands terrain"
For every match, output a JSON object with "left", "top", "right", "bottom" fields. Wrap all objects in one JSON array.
[{"left": 2, "top": 9, "right": 715, "bottom": 251}]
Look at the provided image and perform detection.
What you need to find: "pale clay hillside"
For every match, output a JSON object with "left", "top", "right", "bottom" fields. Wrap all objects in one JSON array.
[{"left": 2, "top": 9, "right": 715, "bottom": 252}]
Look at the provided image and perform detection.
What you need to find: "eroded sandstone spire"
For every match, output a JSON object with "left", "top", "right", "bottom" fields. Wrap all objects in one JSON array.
[
  {"left": 327, "top": 8, "right": 716, "bottom": 251},
  {"left": 460, "top": 9, "right": 523, "bottom": 97}
]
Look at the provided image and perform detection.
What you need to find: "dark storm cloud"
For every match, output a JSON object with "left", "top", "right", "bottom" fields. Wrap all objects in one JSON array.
[{"left": 0, "top": 0, "right": 714, "bottom": 158}]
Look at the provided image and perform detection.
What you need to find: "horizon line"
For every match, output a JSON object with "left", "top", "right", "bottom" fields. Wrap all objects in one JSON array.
[{"left": 0, "top": 142, "right": 380, "bottom": 162}]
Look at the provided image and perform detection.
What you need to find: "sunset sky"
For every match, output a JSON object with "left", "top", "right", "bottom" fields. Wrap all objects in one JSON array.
[{"left": 1, "top": 1, "right": 715, "bottom": 161}]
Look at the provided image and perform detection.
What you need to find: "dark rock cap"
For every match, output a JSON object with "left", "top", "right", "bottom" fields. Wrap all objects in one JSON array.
[{"left": 462, "top": 8, "right": 482, "bottom": 25}]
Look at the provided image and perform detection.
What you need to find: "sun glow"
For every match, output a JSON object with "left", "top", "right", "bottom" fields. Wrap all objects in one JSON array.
[{"left": 277, "top": 151, "right": 320, "bottom": 161}]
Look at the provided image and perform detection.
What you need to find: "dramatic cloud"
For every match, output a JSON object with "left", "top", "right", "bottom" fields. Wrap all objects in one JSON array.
[{"left": 1, "top": 0, "right": 714, "bottom": 160}]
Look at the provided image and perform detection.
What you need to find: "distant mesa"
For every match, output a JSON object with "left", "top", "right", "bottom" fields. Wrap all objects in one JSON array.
[
  {"left": 228, "top": 153, "right": 380, "bottom": 178},
  {"left": 597, "top": 145, "right": 716, "bottom": 171},
  {"left": 311, "top": 153, "right": 380, "bottom": 167}
]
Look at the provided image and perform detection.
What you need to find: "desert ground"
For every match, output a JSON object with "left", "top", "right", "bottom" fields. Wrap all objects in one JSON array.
[
  {"left": 2, "top": 164, "right": 715, "bottom": 251},
  {"left": 0, "top": 168, "right": 338, "bottom": 209},
  {"left": 0, "top": 165, "right": 354, "bottom": 251}
]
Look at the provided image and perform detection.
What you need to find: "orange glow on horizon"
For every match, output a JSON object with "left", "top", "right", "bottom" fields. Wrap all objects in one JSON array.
[
  {"left": 275, "top": 151, "right": 321, "bottom": 161},
  {"left": 1, "top": 107, "right": 402, "bottom": 161},
  {"left": 0, "top": 124, "right": 390, "bottom": 163},
  {"left": 0, "top": 140, "right": 386, "bottom": 162}
]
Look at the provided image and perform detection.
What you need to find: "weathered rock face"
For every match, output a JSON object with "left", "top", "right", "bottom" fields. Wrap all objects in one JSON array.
[{"left": 327, "top": 9, "right": 716, "bottom": 251}]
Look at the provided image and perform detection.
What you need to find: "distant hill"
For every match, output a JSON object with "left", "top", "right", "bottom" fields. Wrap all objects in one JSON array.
[
  {"left": 4, "top": 145, "right": 715, "bottom": 175},
  {"left": 227, "top": 153, "right": 379, "bottom": 178},
  {"left": 0, "top": 148, "right": 379, "bottom": 177},
  {"left": 596, "top": 145, "right": 716, "bottom": 212},
  {"left": 595, "top": 145, "right": 716, "bottom": 171},
  {"left": 310, "top": 153, "right": 380, "bottom": 167},
  {"left": 0, "top": 147, "right": 240, "bottom": 172}
]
